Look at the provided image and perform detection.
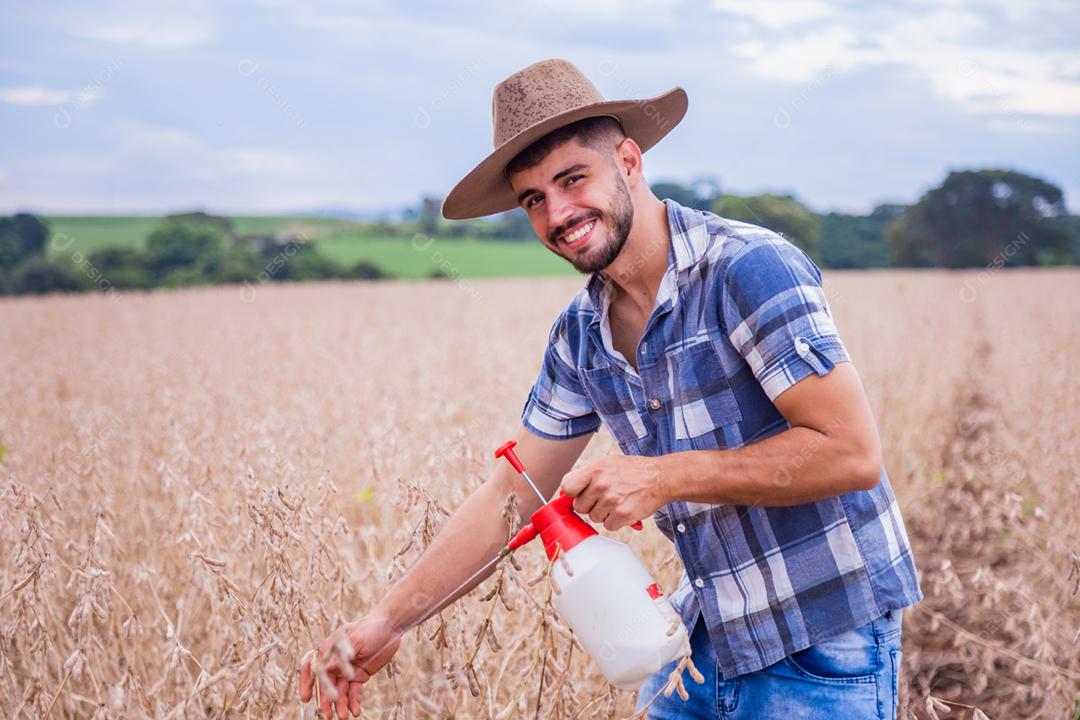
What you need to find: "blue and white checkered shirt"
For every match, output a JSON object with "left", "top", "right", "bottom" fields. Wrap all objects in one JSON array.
[{"left": 521, "top": 199, "right": 922, "bottom": 678}]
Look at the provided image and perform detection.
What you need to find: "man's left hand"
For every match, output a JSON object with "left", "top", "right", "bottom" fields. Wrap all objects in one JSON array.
[{"left": 560, "top": 455, "right": 668, "bottom": 530}]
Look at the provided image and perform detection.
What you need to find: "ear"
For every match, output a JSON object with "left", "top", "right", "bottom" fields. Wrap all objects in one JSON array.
[{"left": 614, "top": 137, "right": 644, "bottom": 188}]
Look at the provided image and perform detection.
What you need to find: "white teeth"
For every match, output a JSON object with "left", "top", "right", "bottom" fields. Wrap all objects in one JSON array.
[{"left": 563, "top": 221, "right": 595, "bottom": 244}]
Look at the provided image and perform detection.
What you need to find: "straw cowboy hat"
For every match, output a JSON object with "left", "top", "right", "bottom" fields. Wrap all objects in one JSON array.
[{"left": 441, "top": 58, "right": 688, "bottom": 220}]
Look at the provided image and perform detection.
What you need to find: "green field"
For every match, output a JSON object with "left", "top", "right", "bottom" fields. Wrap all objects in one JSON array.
[
  {"left": 43, "top": 216, "right": 575, "bottom": 279},
  {"left": 315, "top": 234, "right": 573, "bottom": 278},
  {"left": 46, "top": 216, "right": 163, "bottom": 254}
]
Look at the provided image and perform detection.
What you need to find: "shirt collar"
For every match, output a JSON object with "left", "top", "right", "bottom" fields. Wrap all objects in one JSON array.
[{"left": 585, "top": 198, "right": 711, "bottom": 320}]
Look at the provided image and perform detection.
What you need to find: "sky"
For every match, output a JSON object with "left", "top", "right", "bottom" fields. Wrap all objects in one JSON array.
[{"left": 2, "top": 0, "right": 1079, "bottom": 216}]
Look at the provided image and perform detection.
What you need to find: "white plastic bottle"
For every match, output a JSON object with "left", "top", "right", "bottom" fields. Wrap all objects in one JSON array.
[{"left": 550, "top": 534, "right": 689, "bottom": 689}]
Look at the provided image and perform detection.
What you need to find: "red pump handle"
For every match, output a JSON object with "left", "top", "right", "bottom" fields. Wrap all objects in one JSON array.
[
  {"left": 494, "top": 440, "right": 525, "bottom": 473},
  {"left": 495, "top": 440, "right": 644, "bottom": 532}
]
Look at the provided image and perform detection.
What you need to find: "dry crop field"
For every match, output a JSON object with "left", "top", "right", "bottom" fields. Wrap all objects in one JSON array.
[{"left": 1, "top": 269, "right": 1078, "bottom": 719}]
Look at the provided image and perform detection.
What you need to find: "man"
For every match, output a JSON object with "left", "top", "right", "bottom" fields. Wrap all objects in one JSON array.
[{"left": 300, "top": 58, "right": 921, "bottom": 719}]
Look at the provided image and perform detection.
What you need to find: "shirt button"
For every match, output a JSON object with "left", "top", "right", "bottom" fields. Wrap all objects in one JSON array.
[
  {"left": 648, "top": 398, "right": 661, "bottom": 411},
  {"left": 676, "top": 523, "right": 686, "bottom": 533},
  {"left": 640, "top": 342, "right": 648, "bottom": 354},
  {"left": 694, "top": 578, "right": 705, "bottom": 588},
  {"left": 796, "top": 339, "right": 810, "bottom": 357}
]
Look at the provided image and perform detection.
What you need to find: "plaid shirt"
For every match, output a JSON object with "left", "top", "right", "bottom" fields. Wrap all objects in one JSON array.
[{"left": 521, "top": 199, "right": 922, "bottom": 678}]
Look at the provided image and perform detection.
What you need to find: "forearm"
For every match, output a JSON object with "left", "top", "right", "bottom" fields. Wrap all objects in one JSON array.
[
  {"left": 660, "top": 422, "right": 880, "bottom": 507},
  {"left": 370, "top": 473, "right": 535, "bottom": 633},
  {"left": 368, "top": 427, "right": 591, "bottom": 633}
]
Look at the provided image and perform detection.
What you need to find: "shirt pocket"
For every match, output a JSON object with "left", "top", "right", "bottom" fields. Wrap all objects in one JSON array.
[
  {"left": 666, "top": 342, "right": 743, "bottom": 449},
  {"left": 580, "top": 364, "right": 650, "bottom": 453}
]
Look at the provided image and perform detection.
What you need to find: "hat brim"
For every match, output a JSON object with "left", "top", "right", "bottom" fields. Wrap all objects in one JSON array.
[{"left": 441, "top": 86, "right": 688, "bottom": 220}]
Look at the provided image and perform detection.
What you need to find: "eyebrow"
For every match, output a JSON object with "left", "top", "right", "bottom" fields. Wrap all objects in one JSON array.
[{"left": 515, "top": 163, "right": 590, "bottom": 206}]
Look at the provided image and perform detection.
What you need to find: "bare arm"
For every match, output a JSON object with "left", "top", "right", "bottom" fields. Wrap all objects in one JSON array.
[
  {"left": 371, "top": 424, "right": 593, "bottom": 632},
  {"left": 563, "top": 362, "right": 884, "bottom": 530},
  {"left": 300, "top": 424, "right": 593, "bottom": 715},
  {"left": 663, "top": 361, "right": 883, "bottom": 506}
]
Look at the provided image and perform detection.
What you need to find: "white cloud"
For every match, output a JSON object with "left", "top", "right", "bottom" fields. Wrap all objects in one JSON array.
[
  {"left": 3, "top": 125, "right": 353, "bottom": 213},
  {"left": 985, "top": 116, "right": 1069, "bottom": 135},
  {"left": 105, "top": 125, "right": 348, "bottom": 210},
  {"left": 120, "top": 126, "right": 310, "bottom": 181},
  {"left": 72, "top": 6, "right": 216, "bottom": 49},
  {"left": 729, "top": 27, "right": 866, "bottom": 83},
  {"left": 0, "top": 85, "right": 103, "bottom": 106},
  {"left": 711, "top": 0, "right": 838, "bottom": 29},
  {"left": 881, "top": 11, "right": 1080, "bottom": 118},
  {"left": 78, "top": 23, "right": 211, "bottom": 49},
  {"left": 531, "top": 0, "right": 682, "bottom": 20},
  {"left": 709, "top": 0, "right": 1080, "bottom": 117}
]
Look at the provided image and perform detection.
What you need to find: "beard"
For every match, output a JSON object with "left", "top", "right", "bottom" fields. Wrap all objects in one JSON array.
[{"left": 553, "top": 176, "right": 634, "bottom": 275}]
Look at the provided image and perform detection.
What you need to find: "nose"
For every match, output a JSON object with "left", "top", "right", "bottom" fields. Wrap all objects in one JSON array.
[{"left": 545, "top": 190, "right": 576, "bottom": 241}]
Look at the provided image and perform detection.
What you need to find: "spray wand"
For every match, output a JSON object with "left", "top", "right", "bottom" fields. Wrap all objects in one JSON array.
[{"left": 308, "top": 440, "right": 656, "bottom": 708}]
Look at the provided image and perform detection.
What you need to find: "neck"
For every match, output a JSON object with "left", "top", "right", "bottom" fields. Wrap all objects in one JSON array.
[{"left": 601, "top": 194, "right": 670, "bottom": 316}]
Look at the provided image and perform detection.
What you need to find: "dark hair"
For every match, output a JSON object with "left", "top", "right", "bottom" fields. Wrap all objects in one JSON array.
[{"left": 504, "top": 115, "right": 626, "bottom": 178}]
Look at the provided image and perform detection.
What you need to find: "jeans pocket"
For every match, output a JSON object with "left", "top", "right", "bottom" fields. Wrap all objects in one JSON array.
[{"left": 783, "top": 624, "right": 879, "bottom": 685}]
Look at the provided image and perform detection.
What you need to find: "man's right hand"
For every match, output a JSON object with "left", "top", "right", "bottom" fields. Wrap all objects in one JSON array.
[{"left": 298, "top": 614, "right": 402, "bottom": 719}]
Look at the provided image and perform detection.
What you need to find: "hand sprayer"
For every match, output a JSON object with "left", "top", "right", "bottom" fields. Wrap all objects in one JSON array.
[
  {"left": 304, "top": 440, "right": 697, "bottom": 713},
  {"left": 493, "top": 440, "right": 689, "bottom": 689}
]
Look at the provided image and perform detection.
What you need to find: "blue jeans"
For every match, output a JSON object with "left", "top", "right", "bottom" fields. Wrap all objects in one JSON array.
[{"left": 635, "top": 609, "right": 904, "bottom": 719}]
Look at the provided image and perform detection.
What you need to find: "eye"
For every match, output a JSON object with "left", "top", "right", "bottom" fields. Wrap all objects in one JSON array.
[
  {"left": 526, "top": 194, "right": 543, "bottom": 209},
  {"left": 566, "top": 174, "right": 585, "bottom": 186}
]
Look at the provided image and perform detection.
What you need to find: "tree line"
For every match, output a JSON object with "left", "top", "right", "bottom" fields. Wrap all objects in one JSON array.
[
  {"left": 422, "top": 167, "right": 1080, "bottom": 269},
  {"left": 3, "top": 167, "right": 1077, "bottom": 296},
  {"left": 0, "top": 212, "right": 386, "bottom": 296}
]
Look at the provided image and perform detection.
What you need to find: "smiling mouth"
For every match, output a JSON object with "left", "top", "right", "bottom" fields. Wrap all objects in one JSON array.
[{"left": 560, "top": 219, "right": 597, "bottom": 250}]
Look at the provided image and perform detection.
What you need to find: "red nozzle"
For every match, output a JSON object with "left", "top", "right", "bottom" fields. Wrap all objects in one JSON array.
[
  {"left": 506, "top": 523, "right": 538, "bottom": 552},
  {"left": 505, "top": 492, "right": 648, "bottom": 561},
  {"left": 494, "top": 440, "right": 525, "bottom": 473}
]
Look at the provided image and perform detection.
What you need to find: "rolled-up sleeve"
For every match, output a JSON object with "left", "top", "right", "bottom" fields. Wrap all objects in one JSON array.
[
  {"left": 721, "top": 239, "right": 850, "bottom": 402},
  {"left": 520, "top": 312, "right": 601, "bottom": 440}
]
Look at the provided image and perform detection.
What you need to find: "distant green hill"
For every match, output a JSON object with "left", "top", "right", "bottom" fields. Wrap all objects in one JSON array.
[
  {"left": 316, "top": 234, "right": 574, "bottom": 278},
  {"left": 43, "top": 215, "right": 570, "bottom": 280},
  {"left": 45, "top": 216, "right": 363, "bottom": 254},
  {"left": 46, "top": 216, "right": 163, "bottom": 254}
]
